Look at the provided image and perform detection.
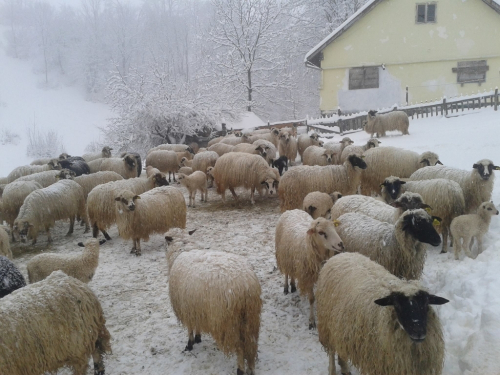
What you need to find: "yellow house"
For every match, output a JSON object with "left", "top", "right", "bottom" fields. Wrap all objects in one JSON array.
[{"left": 305, "top": 0, "right": 500, "bottom": 115}]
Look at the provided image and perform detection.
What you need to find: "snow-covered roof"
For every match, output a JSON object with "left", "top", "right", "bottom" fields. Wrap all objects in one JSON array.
[
  {"left": 225, "top": 111, "right": 266, "bottom": 130},
  {"left": 305, "top": 0, "right": 500, "bottom": 68}
]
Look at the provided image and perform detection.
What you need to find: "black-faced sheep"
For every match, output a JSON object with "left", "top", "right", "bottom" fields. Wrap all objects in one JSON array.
[
  {"left": 16, "top": 168, "right": 76, "bottom": 187},
  {"left": 365, "top": 110, "right": 410, "bottom": 137},
  {"left": 451, "top": 201, "right": 499, "bottom": 260},
  {"left": 317, "top": 252, "right": 448, "bottom": 375},
  {"left": 7, "top": 159, "right": 62, "bottom": 183},
  {"left": 82, "top": 145, "right": 113, "bottom": 162},
  {"left": 177, "top": 171, "right": 208, "bottom": 207},
  {"left": 211, "top": 152, "right": 279, "bottom": 205},
  {"left": 167, "top": 235, "right": 261, "bottom": 375},
  {"left": 360, "top": 147, "right": 441, "bottom": 196},
  {"left": 340, "top": 138, "right": 381, "bottom": 163},
  {"left": 0, "top": 270, "right": 111, "bottom": 375},
  {"left": 120, "top": 151, "right": 143, "bottom": 177},
  {"left": 334, "top": 209, "right": 442, "bottom": 280},
  {"left": 278, "top": 154, "right": 367, "bottom": 211},
  {"left": 252, "top": 139, "right": 277, "bottom": 165},
  {"left": 297, "top": 132, "right": 322, "bottom": 160},
  {"left": 0, "top": 255, "right": 26, "bottom": 298},
  {"left": 115, "top": 186, "right": 186, "bottom": 255},
  {"left": 275, "top": 209, "right": 344, "bottom": 329},
  {"left": 59, "top": 156, "right": 91, "bottom": 176},
  {"left": 88, "top": 155, "right": 138, "bottom": 179},
  {"left": 409, "top": 159, "right": 499, "bottom": 214},
  {"left": 303, "top": 146, "right": 336, "bottom": 166},
  {"left": 303, "top": 191, "right": 342, "bottom": 219}
]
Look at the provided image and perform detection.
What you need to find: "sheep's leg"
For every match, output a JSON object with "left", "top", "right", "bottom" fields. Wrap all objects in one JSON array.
[
  {"left": 464, "top": 237, "right": 474, "bottom": 258},
  {"left": 283, "top": 274, "right": 289, "bottom": 294},
  {"left": 246, "top": 351, "right": 256, "bottom": 375},
  {"left": 194, "top": 331, "right": 201, "bottom": 344},
  {"left": 102, "top": 230, "right": 111, "bottom": 241},
  {"left": 10, "top": 224, "right": 16, "bottom": 242},
  {"left": 173, "top": 172, "right": 176, "bottom": 182},
  {"left": 476, "top": 236, "right": 483, "bottom": 255},
  {"left": 92, "top": 223, "right": 99, "bottom": 238},
  {"left": 250, "top": 188, "right": 256, "bottom": 205},
  {"left": 229, "top": 187, "right": 238, "bottom": 200},
  {"left": 67, "top": 215, "right": 75, "bottom": 236},
  {"left": 236, "top": 345, "right": 245, "bottom": 375},
  {"left": 135, "top": 239, "right": 142, "bottom": 256},
  {"left": 308, "top": 289, "right": 316, "bottom": 329},
  {"left": 338, "top": 355, "right": 351, "bottom": 375},
  {"left": 185, "top": 330, "right": 195, "bottom": 351},
  {"left": 92, "top": 347, "right": 106, "bottom": 375},
  {"left": 73, "top": 362, "right": 89, "bottom": 375},
  {"left": 440, "top": 226, "right": 448, "bottom": 253},
  {"left": 221, "top": 190, "right": 226, "bottom": 203},
  {"left": 46, "top": 228, "right": 52, "bottom": 243},
  {"left": 290, "top": 278, "right": 296, "bottom": 293},
  {"left": 191, "top": 191, "right": 196, "bottom": 208},
  {"left": 454, "top": 237, "right": 461, "bottom": 260},
  {"left": 328, "top": 350, "right": 336, "bottom": 375},
  {"left": 168, "top": 172, "right": 172, "bottom": 182}
]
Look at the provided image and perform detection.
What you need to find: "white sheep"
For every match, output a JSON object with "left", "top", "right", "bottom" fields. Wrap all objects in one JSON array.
[
  {"left": 303, "top": 145, "right": 337, "bottom": 166},
  {"left": 334, "top": 209, "right": 442, "bottom": 280},
  {"left": 409, "top": 159, "right": 499, "bottom": 214},
  {"left": 30, "top": 152, "right": 70, "bottom": 165},
  {"left": 365, "top": 110, "right": 410, "bottom": 137},
  {"left": 242, "top": 128, "right": 280, "bottom": 148},
  {"left": 13, "top": 180, "right": 89, "bottom": 244},
  {"left": 316, "top": 252, "right": 448, "bottom": 375},
  {"left": 15, "top": 168, "right": 76, "bottom": 187},
  {"left": 179, "top": 157, "right": 193, "bottom": 168},
  {"left": 114, "top": 186, "right": 186, "bottom": 255},
  {"left": 191, "top": 150, "right": 219, "bottom": 185},
  {"left": 82, "top": 145, "right": 113, "bottom": 162},
  {"left": 278, "top": 130, "right": 298, "bottom": 164},
  {"left": 0, "top": 226, "right": 12, "bottom": 259},
  {"left": 360, "top": 147, "right": 441, "bottom": 196},
  {"left": 340, "top": 138, "right": 381, "bottom": 163},
  {"left": 297, "top": 132, "right": 322, "bottom": 160},
  {"left": 167, "top": 235, "right": 261, "bottom": 375},
  {"left": 0, "top": 255, "right": 26, "bottom": 298},
  {"left": 451, "top": 201, "right": 499, "bottom": 260},
  {"left": 27, "top": 238, "right": 105, "bottom": 283},
  {"left": 323, "top": 137, "right": 354, "bottom": 164},
  {"left": 178, "top": 166, "right": 193, "bottom": 175},
  {"left": 233, "top": 143, "right": 268, "bottom": 160},
  {"left": 252, "top": 139, "right": 277, "bottom": 165},
  {"left": 177, "top": 171, "right": 208, "bottom": 207},
  {"left": 7, "top": 159, "right": 62, "bottom": 183},
  {"left": 87, "top": 173, "right": 169, "bottom": 240},
  {"left": 148, "top": 143, "right": 194, "bottom": 154},
  {"left": 145, "top": 150, "right": 180, "bottom": 182},
  {"left": 0, "top": 270, "right": 111, "bottom": 375},
  {"left": 208, "top": 142, "right": 235, "bottom": 157},
  {"left": 220, "top": 136, "right": 246, "bottom": 146},
  {"left": 380, "top": 176, "right": 466, "bottom": 253},
  {"left": 211, "top": 152, "right": 279, "bottom": 204},
  {"left": 88, "top": 155, "right": 138, "bottom": 179},
  {"left": 303, "top": 191, "right": 343, "bottom": 219},
  {"left": 331, "top": 191, "right": 430, "bottom": 224},
  {"left": 275, "top": 209, "right": 344, "bottom": 329},
  {"left": 73, "top": 171, "right": 124, "bottom": 201},
  {"left": 279, "top": 154, "right": 367, "bottom": 211}
]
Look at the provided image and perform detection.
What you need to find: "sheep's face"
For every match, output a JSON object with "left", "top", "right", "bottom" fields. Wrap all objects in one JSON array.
[
  {"left": 374, "top": 290, "right": 448, "bottom": 342},
  {"left": 255, "top": 145, "right": 267, "bottom": 158},
  {"left": 58, "top": 153, "right": 70, "bottom": 160},
  {"left": 234, "top": 131, "right": 243, "bottom": 138},
  {"left": 381, "top": 177, "right": 405, "bottom": 201},
  {"left": 367, "top": 110, "right": 378, "bottom": 118},
  {"left": 480, "top": 201, "right": 499, "bottom": 216},
  {"left": 124, "top": 155, "right": 136, "bottom": 169},
  {"left": 323, "top": 150, "right": 336, "bottom": 164},
  {"left": 329, "top": 192, "right": 342, "bottom": 204},
  {"left": 186, "top": 147, "right": 195, "bottom": 155},
  {"left": 102, "top": 146, "right": 113, "bottom": 158},
  {"left": 271, "top": 128, "right": 280, "bottom": 136},
  {"left": 177, "top": 173, "right": 188, "bottom": 185},
  {"left": 392, "top": 192, "right": 431, "bottom": 212},
  {"left": 154, "top": 173, "right": 169, "bottom": 187},
  {"left": 367, "top": 139, "right": 380, "bottom": 148},
  {"left": 347, "top": 155, "right": 367, "bottom": 170},
  {"left": 58, "top": 169, "right": 76, "bottom": 180},
  {"left": 261, "top": 178, "right": 278, "bottom": 195},
  {"left": 401, "top": 209, "right": 442, "bottom": 247},
  {"left": 180, "top": 157, "right": 188, "bottom": 166},
  {"left": 473, "top": 160, "right": 499, "bottom": 181},
  {"left": 48, "top": 159, "right": 62, "bottom": 170},
  {"left": 115, "top": 191, "right": 140, "bottom": 212},
  {"left": 309, "top": 133, "right": 319, "bottom": 141},
  {"left": 13, "top": 220, "right": 32, "bottom": 243},
  {"left": 318, "top": 140, "right": 324, "bottom": 147},
  {"left": 206, "top": 167, "right": 214, "bottom": 177},
  {"left": 280, "top": 132, "right": 290, "bottom": 144},
  {"left": 307, "top": 218, "right": 344, "bottom": 256},
  {"left": 420, "top": 152, "right": 442, "bottom": 167},
  {"left": 340, "top": 137, "right": 354, "bottom": 146}
]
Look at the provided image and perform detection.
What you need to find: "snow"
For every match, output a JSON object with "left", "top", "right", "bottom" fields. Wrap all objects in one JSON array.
[{"left": 225, "top": 111, "right": 266, "bottom": 131}]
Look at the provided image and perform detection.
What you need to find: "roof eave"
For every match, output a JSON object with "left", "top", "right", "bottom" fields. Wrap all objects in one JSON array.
[{"left": 482, "top": 0, "right": 500, "bottom": 14}]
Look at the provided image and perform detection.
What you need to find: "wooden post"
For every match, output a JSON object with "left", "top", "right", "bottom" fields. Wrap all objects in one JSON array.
[
  {"left": 406, "top": 86, "right": 409, "bottom": 106},
  {"left": 495, "top": 88, "right": 498, "bottom": 111},
  {"left": 338, "top": 118, "right": 343, "bottom": 136},
  {"left": 443, "top": 98, "right": 448, "bottom": 116},
  {"left": 306, "top": 119, "right": 309, "bottom": 133}
]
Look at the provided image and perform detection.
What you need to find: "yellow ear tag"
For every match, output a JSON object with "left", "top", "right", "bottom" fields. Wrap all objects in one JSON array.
[
  {"left": 425, "top": 207, "right": 432, "bottom": 213},
  {"left": 433, "top": 219, "right": 441, "bottom": 226},
  {"left": 333, "top": 220, "right": 341, "bottom": 227}
]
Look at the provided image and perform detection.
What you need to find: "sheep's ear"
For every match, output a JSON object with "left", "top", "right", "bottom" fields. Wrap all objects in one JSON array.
[
  {"left": 494, "top": 166, "right": 500, "bottom": 170},
  {"left": 188, "top": 229, "right": 197, "bottom": 235},
  {"left": 307, "top": 206, "right": 317, "bottom": 215},
  {"left": 77, "top": 242, "right": 84, "bottom": 247},
  {"left": 473, "top": 164, "right": 479, "bottom": 169},
  {"left": 436, "top": 160, "right": 443, "bottom": 165},
  {"left": 374, "top": 295, "right": 394, "bottom": 306},
  {"left": 333, "top": 220, "right": 340, "bottom": 227},
  {"left": 114, "top": 197, "right": 121, "bottom": 201},
  {"left": 420, "top": 203, "right": 433, "bottom": 212},
  {"left": 380, "top": 182, "right": 387, "bottom": 187},
  {"left": 99, "top": 239, "right": 106, "bottom": 245},
  {"left": 260, "top": 181, "right": 267, "bottom": 185},
  {"left": 133, "top": 195, "right": 141, "bottom": 200},
  {"left": 390, "top": 201, "right": 403, "bottom": 208},
  {"left": 428, "top": 295, "right": 449, "bottom": 305},
  {"left": 432, "top": 216, "right": 442, "bottom": 226},
  {"left": 165, "top": 236, "right": 174, "bottom": 243},
  {"left": 307, "top": 228, "right": 316, "bottom": 235},
  {"left": 400, "top": 181, "right": 406, "bottom": 184}
]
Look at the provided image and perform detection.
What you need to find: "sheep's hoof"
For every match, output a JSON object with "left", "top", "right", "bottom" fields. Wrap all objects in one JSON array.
[
  {"left": 194, "top": 334, "right": 201, "bottom": 343},
  {"left": 130, "top": 248, "right": 136, "bottom": 254},
  {"left": 65, "top": 232, "right": 73, "bottom": 237},
  {"left": 135, "top": 251, "right": 142, "bottom": 256},
  {"left": 291, "top": 285, "right": 297, "bottom": 293},
  {"left": 309, "top": 322, "right": 316, "bottom": 330},
  {"left": 440, "top": 249, "right": 448, "bottom": 254},
  {"left": 94, "top": 364, "right": 105, "bottom": 375},
  {"left": 184, "top": 340, "right": 194, "bottom": 351},
  {"left": 283, "top": 287, "right": 289, "bottom": 295},
  {"left": 237, "top": 369, "right": 244, "bottom": 375}
]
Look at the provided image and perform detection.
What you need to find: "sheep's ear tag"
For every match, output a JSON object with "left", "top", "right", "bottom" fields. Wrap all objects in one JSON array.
[
  {"left": 360, "top": 155, "right": 365, "bottom": 159},
  {"left": 77, "top": 242, "right": 84, "bottom": 247},
  {"left": 133, "top": 195, "right": 141, "bottom": 200},
  {"left": 333, "top": 220, "right": 341, "bottom": 227},
  {"left": 425, "top": 207, "right": 432, "bottom": 214},
  {"left": 433, "top": 218, "right": 441, "bottom": 226}
]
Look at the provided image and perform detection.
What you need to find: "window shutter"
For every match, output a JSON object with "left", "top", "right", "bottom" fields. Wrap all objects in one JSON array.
[
  {"left": 417, "top": 4, "right": 426, "bottom": 23},
  {"left": 363, "top": 67, "right": 379, "bottom": 89},
  {"left": 349, "top": 67, "right": 379, "bottom": 90},
  {"left": 349, "top": 68, "right": 365, "bottom": 90},
  {"left": 452, "top": 60, "right": 489, "bottom": 83}
]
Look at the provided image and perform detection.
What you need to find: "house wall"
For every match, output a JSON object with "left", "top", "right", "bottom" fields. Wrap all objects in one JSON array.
[{"left": 319, "top": 0, "right": 500, "bottom": 113}]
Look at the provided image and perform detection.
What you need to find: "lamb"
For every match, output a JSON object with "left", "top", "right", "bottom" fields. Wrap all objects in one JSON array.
[
  {"left": 303, "top": 191, "right": 343, "bottom": 220},
  {"left": 0, "top": 255, "right": 26, "bottom": 298},
  {"left": 331, "top": 191, "right": 430, "bottom": 224},
  {"left": 272, "top": 155, "right": 288, "bottom": 176},
  {"left": 30, "top": 152, "right": 70, "bottom": 165},
  {"left": 167, "top": 235, "right": 261, "bottom": 375},
  {"left": 13, "top": 180, "right": 89, "bottom": 244},
  {"left": 82, "top": 145, "right": 113, "bottom": 162},
  {"left": 340, "top": 138, "right": 381, "bottom": 163},
  {"left": 208, "top": 142, "right": 235, "bottom": 156},
  {"left": 365, "top": 110, "right": 410, "bottom": 137},
  {"left": 16, "top": 168, "right": 76, "bottom": 187},
  {"left": 0, "top": 226, "right": 12, "bottom": 258},
  {"left": 303, "top": 146, "right": 337, "bottom": 166},
  {"left": 297, "top": 132, "right": 322, "bottom": 160},
  {"left": 279, "top": 154, "right": 367, "bottom": 211},
  {"left": 451, "top": 201, "right": 499, "bottom": 260},
  {"left": 334, "top": 209, "right": 442, "bottom": 280},
  {"left": 178, "top": 166, "right": 193, "bottom": 175},
  {"left": 409, "top": 159, "right": 499, "bottom": 213},
  {"left": 176, "top": 149, "right": 195, "bottom": 163},
  {"left": 73, "top": 171, "right": 124, "bottom": 201},
  {"left": 146, "top": 150, "right": 179, "bottom": 182},
  {"left": 323, "top": 137, "right": 354, "bottom": 164},
  {"left": 211, "top": 152, "right": 279, "bottom": 204},
  {"left": 120, "top": 151, "right": 143, "bottom": 177},
  {"left": 7, "top": 159, "right": 62, "bottom": 183},
  {"left": 380, "top": 176, "right": 466, "bottom": 253},
  {"left": 87, "top": 173, "right": 168, "bottom": 240},
  {"left": 316, "top": 252, "right": 448, "bottom": 375},
  {"left": 0, "top": 270, "right": 111, "bottom": 375},
  {"left": 242, "top": 128, "right": 280, "bottom": 148},
  {"left": 179, "top": 157, "right": 193, "bottom": 168},
  {"left": 114, "top": 186, "right": 186, "bottom": 255},
  {"left": 2, "top": 180, "right": 43, "bottom": 241},
  {"left": 177, "top": 171, "right": 208, "bottom": 207},
  {"left": 275, "top": 209, "right": 344, "bottom": 329},
  {"left": 360, "top": 147, "right": 441, "bottom": 196},
  {"left": 253, "top": 139, "right": 277, "bottom": 165},
  {"left": 191, "top": 150, "right": 219, "bottom": 177},
  {"left": 27, "top": 238, "right": 106, "bottom": 283},
  {"left": 88, "top": 155, "right": 138, "bottom": 179},
  {"left": 278, "top": 130, "right": 298, "bottom": 164}
]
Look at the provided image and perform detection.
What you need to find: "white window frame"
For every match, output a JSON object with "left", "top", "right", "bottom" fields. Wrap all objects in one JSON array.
[{"left": 416, "top": 3, "right": 437, "bottom": 24}]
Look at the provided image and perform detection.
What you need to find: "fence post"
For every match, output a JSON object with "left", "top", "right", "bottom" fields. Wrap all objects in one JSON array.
[
  {"left": 306, "top": 119, "right": 309, "bottom": 133},
  {"left": 338, "top": 118, "right": 343, "bottom": 136},
  {"left": 495, "top": 88, "right": 498, "bottom": 111},
  {"left": 443, "top": 98, "right": 448, "bottom": 116},
  {"left": 406, "top": 86, "right": 409, "bottom": 106}
]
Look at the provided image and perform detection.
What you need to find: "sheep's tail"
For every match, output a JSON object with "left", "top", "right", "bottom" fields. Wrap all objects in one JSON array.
[
  {"left": 242, "top": 292, "right": 262, "bottom": 369},
  {"left": 96, "top": 323, "right": 112, "bottom": 355}
]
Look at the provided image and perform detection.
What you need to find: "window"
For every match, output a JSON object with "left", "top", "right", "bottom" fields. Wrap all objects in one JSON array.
[
  {"left": 349, "top": 67, "right": 379, "bottom": 90},
  {"left": 416, "top": 3, "right": 436, "bottom": 23},
  {"left": 452, "top": 60, "right": 489, "bottom": 84}
]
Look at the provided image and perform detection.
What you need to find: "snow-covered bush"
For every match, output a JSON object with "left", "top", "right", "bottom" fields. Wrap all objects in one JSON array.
[
  {"left": 0, "top": 128, "right": 20, "bottom": 145},
  {"left": 26, "top": 126, "right": 65, "bottom": 158}
]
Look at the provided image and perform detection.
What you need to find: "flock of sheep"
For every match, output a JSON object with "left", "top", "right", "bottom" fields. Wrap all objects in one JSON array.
[{"left": 0, "top": 109, "right": 498, "bottom": 375}]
